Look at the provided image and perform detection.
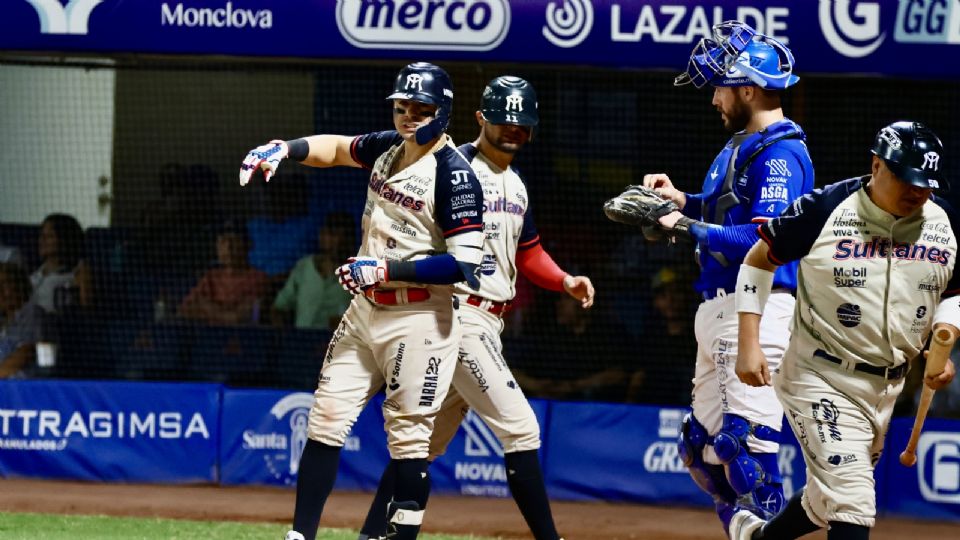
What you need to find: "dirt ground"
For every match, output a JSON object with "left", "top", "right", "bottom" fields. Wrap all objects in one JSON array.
[{"left": 1, "top": 478, "right": 958, "bottom": 539}]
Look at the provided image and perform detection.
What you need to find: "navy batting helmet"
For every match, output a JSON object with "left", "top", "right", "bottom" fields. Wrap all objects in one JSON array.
[
  {"left": 676, "top": 21, "right": 799, "bottom": 90},
  {"left": 872, "top": 121, "right": 946, "bottom": 190},
  {"left": 480, "top": 76, "right": 539, "bottom": 128},
  {"left": 386, "top": 62, "right": 454, "bottom": 145}
]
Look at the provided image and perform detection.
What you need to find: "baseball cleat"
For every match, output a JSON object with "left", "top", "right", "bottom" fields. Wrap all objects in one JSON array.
[{"left": 727, "top": 509, "right": 764, "bottom": 540}]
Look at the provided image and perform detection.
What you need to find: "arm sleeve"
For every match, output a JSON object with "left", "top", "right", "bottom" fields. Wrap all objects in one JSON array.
[
  {"left": 705, "top": 224, "right": 761, "bottom": 261},
  {"left": 349, "top": 131, "right": 403, "bottom": 169},
  {"left": 516, "top": 243, "right": 568, "bottom": 292},
  {"left": 388, "top": 254, "right": 464, "bottom": 285},
  {"left": 517, "top": 195, "right": 540, "bottom": 251},
  {"left": 682, "top": 192, "right": 704, "bottom": 220}
]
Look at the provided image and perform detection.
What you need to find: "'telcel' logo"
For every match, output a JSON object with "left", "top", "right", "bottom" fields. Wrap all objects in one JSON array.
[
  {"left": 25, "top": 0, "right": 103, "bottom": 35},
  {"left": 819, "top": 0, "right": 886, "bottom": 58},
  {"left": 336, "top": 0, "right": 510, "bottom": 51},
  {"left": 543, "top": 0, "right": 593, "bottom": 48},
  {"left": 917, "top": 432, "right": 960, "bottom": 503}
]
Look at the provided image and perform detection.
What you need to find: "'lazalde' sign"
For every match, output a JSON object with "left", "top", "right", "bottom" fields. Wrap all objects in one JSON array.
[{"left": 6, "top": 1, "right": 960, "bottom": 79}]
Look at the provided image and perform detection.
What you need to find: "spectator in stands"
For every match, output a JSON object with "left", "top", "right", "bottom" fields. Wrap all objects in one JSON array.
[
  {"left": 626, "top": 266, "right": 697, "bottom": 405},
  {"left": 514, "top": 290, "right": 634, "bottom": 402},
  {"left": 178, "top": 219, "right": 268, "bottom": 325},
  {"left": 140, "top": 162, "right": 220, "bottom": 275},
  {"left": 30, "top": 213, "right": 92, "bottom": 313},
  {"left": 0, "top": 263, "right": 44, "bottom": 378},
  {"left": 247, "top": 172, "right": 317, "bottom": 280},
  {"left": 271, "top": 212, "right": 355, "bottom": 331}
]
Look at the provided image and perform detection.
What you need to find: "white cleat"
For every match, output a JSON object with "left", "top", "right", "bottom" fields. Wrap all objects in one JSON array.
[
  {"left": 727, "top": 509, "right": 764, "bottom": 540},
  {"left": 285, "top": 531, "right": 306, "bottom": 540}
]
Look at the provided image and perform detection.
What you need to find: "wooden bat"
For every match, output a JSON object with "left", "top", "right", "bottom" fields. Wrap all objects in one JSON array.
[{"left": 900, "top": 326, "right": 957, "bottom": 467}]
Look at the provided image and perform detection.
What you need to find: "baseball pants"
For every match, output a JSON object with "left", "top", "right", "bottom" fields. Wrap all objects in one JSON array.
[
  {"left": 428, "top": 302, "right": 541, "bottom": 460},
  {"left": 307, "top": 287, "right": 460, "bottom": 460},
  {"left": 775, "top": 341, "right": 905, "bottom": 527},
  {"left": 692, "top": 290, "right": 794, "bottom": 461}
]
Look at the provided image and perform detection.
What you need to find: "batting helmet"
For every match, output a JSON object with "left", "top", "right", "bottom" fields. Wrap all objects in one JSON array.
[
  {"left": 386, "top": 62, "right": 454, "bottom": 145},
  {"left": 871, "top": 121, "right": 947, "bottom": 190},
  {"left": 480, "top": 76, "right": 539, "bottom": 128},
  {"left": 675, "top": 21, "right": 799, "bottom": 90}
]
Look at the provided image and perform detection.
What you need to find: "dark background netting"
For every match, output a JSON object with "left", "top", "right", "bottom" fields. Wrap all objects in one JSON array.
[{"left": 1, "top": 56, "right": 959, "bottom": 413}]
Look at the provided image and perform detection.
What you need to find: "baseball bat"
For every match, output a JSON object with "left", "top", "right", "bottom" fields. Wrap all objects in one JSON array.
[{"left": 899, "top": 326, "right": 957, "bottom": 467}]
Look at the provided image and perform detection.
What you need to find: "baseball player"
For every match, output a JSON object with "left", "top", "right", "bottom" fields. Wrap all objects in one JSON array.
[
  {"left": 356, "top": 76, "right": 594, "bottom": 540},
  {"left": 607, "top": 21, "right": 814, "bottom": 533},
  {"left": 729, "top": 121, "right": 958, "bottom": 540},
  {"left": 239, "top": 62, "right": 485, "bottom": 540}
]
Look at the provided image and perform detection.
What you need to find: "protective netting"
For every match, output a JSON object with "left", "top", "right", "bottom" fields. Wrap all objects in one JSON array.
[{"left": 1, "top": 56, "right": 959, "bottom": 412}]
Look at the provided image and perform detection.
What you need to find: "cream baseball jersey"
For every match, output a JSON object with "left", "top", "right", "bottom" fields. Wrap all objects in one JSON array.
[
  {"left": 452, "top": 143, "right": 541, "bottom": 303},
  {"left": 760, "top": 176, "right": 960, "bottom": 369},
  {"left": 350, "top": 131, "right": 484, "bottom": 288}
]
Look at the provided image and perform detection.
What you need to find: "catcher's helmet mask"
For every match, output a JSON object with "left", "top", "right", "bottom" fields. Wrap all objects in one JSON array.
[
  {"left": 386, "top": 62, "right": 454, "bottom": 145},
  {"left": 676, "top": 21, "right": 799, "bottom": 90},
  {"left": 871, "top": 121, "right": 947, "bottom": 191}
]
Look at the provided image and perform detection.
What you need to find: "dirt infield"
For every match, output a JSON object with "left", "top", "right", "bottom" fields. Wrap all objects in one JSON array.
[{"left": 1, "top": 478, "right": 957, "bottom": 539}]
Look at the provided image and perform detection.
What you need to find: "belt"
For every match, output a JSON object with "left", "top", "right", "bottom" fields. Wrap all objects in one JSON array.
[
  {"left": 465, "top": 294, "right": 512, "bottom": 318},
  {"left": 813, "top": 349, "right": 907, "bottom": 381},
  {"left": 363, "top": 287, "right": 430, "bottom": 305},
  {"left": 702, "top": 286, "right": 794, "bottom": 301}
]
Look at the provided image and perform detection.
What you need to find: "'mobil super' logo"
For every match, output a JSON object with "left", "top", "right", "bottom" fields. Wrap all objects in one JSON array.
[
  {"left": 336, "top": 0, "right": 510, "bottom": 51},
  {"left": 917, "top": 432, "right": 960, "bottom": 503}
]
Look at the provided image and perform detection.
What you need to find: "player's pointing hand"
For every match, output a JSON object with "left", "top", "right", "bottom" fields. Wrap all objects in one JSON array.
[
  {"left": 239, "top": 140, "right": 289, "bottom": 186},
  {"left": 563, "top": 275, "right": 595, "bottom": 308}
]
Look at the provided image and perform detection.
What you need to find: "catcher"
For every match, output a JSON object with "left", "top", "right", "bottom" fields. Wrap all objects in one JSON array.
[{"left": 605, "top": 21, "right": 814, "bottom": 537}]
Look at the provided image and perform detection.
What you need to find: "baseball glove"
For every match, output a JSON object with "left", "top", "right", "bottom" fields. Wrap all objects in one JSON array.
[{"left": 603, "top": 185, "right": 679, "bottom": 228}]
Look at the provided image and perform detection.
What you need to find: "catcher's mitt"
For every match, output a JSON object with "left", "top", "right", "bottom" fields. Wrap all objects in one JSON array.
[{"left": 603, "top": 185, "right": 678, "bottom": 228}]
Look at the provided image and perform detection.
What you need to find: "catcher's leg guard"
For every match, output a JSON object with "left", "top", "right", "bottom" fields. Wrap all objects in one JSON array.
[
  {"left": 678, "top": 413, "right": 737, "bottom": 504},
  {"left": 712, "top": 414, "right": 785, "bottom": 519}
]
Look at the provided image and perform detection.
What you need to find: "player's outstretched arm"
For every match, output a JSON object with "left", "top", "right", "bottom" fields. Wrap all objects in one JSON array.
[
  {"left": 735, "top": 240, "right": 781, "bottom": 387},
  {"left": 239, "top": 135, "right": 358, "bottom": 186}
]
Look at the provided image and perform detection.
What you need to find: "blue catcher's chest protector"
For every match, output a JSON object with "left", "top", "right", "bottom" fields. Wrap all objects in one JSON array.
[{"left": 695, "top": 120, "right": 805, "bottom": 289}]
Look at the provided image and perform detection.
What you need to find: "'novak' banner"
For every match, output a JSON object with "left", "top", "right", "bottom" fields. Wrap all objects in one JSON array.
[
  {"left": 3, "top": 1, "right": 960, "bottom": 79},
  {"left": 0, "top": 380, "right": 219, "bottom": 483}
]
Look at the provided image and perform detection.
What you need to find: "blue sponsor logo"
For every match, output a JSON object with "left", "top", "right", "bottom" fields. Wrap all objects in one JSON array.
[
  {"left": 336, "top": 0, "right": 511, "bottom": 50},
  {"left": 480, "top": 254, "right": 497, "bottom": 275},
  {"left": 917, "top": 432, "right": 960, "bottom": 503}
]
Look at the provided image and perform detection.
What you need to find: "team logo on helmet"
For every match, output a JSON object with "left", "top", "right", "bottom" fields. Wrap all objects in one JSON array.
[
  {"left": 878, "top": 127, "right": 903, "bottom": 150},
  {"left": 405, "top": 74, "right": 424, "bottom": 92},
  {"left": 922, "top": 152, "right": 941, "bottom": 171},
  {"left": 505, "top": 95, "right": 524, "bottom": 112}
]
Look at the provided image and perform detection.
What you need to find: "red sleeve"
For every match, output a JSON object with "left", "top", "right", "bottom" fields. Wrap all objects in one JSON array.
[{"left": 516, "top": 243, "right": 568, "bottom": 292}]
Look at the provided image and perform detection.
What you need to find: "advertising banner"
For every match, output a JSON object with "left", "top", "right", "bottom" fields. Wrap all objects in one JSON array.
[
  {"left": 880, "top": 417, "right": 960, "bottom": 521},
  {"left": 0, "top": 379, "right": 219, "bottom": 483},
  {"left": 4, "top": 1, "right": 959, "bottom": 79},
  {"left": 542, "top": 402, "right": 810, "bottom": 506},
  {"left": 220, "top": 388, "right": 389, "bottom": 489}
]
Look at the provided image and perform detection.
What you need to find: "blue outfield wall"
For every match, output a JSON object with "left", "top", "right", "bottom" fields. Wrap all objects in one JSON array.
[{"left": 1, "top": 379, "right": 959, "bottom": 522}]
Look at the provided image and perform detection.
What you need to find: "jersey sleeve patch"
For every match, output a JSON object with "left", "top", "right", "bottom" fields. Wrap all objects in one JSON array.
[
  {"left": 747, "top": 143, "right": 813, "bottom": 220},
  {"left": 434, "top": 146, "right": 484, "bottom": 237}
]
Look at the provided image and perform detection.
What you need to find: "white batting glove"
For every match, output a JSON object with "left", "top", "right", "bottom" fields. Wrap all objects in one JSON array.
[
  {"left": 239, "top": 139, "right": 288, "bottom": 186},
  {"left": 336, "top": 257, "right": 389, "bottom": 294}
]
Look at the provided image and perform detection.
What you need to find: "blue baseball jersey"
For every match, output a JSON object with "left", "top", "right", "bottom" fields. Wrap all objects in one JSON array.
[{"left": 682, "top": 119, "right": 814, "bottom": 294}]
